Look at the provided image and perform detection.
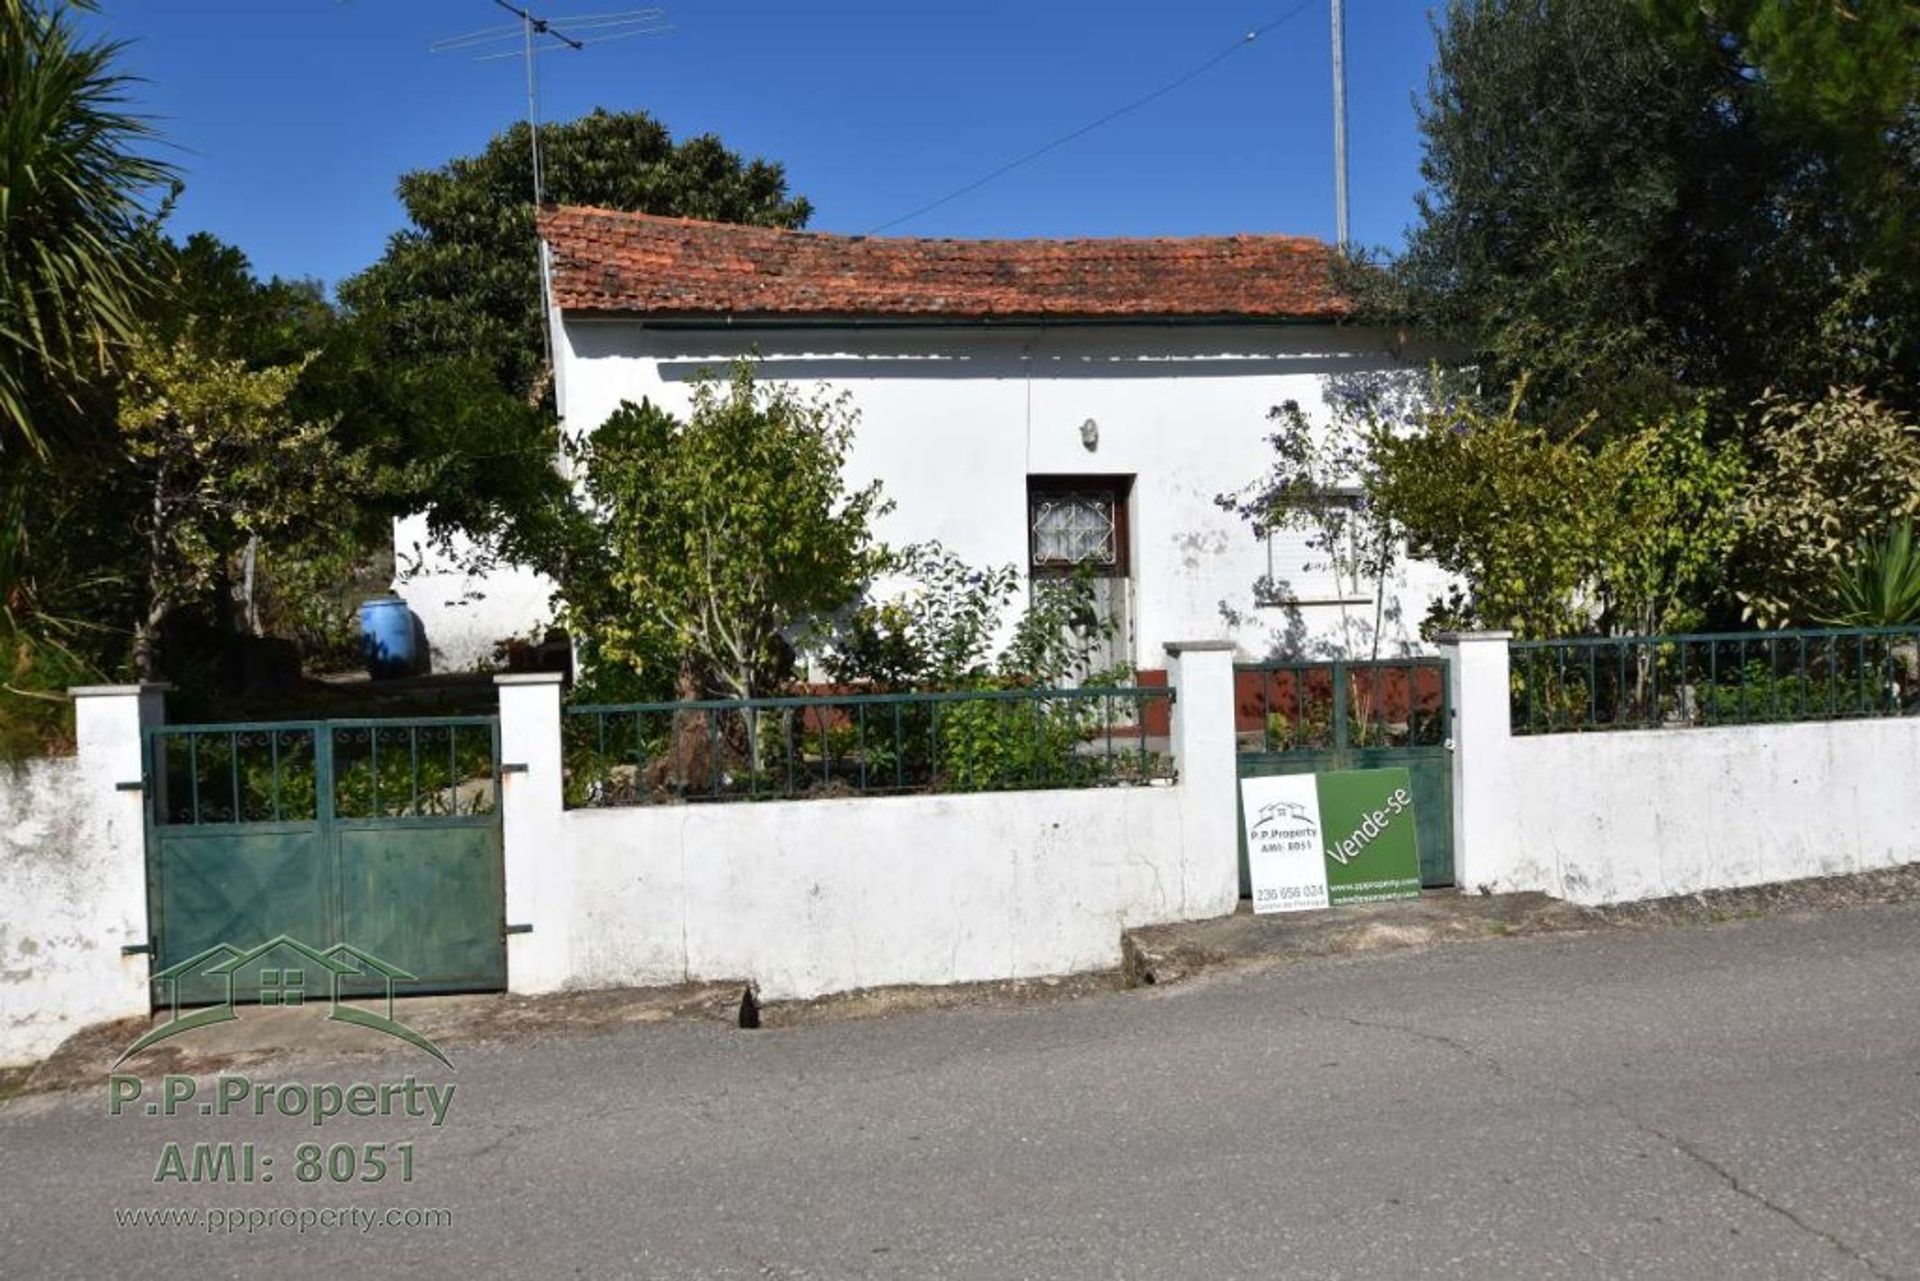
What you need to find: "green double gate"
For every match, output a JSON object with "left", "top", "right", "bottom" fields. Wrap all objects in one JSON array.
[
  {"left": 144, "top": 717, "right": 507, "bottom": 1005},
  {"left": 1234, "top": 658, "right": 1456, "bottom": 895}
]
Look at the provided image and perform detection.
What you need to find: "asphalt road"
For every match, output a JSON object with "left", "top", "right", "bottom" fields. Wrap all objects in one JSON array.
[{"left": 5, "top": 904, "right": 1920, "bottom": 1279}]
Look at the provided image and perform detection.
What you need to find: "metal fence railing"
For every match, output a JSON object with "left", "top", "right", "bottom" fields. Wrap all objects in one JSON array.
[
  {"left": 1509, "top": 627, "right": 1920, "bottom": 735},
  {"left": 562, "top": 685, "right": 1175, "bottom": 809},
  {"left": 1235, "top": 658, "right": 1449, "bottom": 753},
  {"left": 147, "top": 718, "right": 499, "bottom": 826}
]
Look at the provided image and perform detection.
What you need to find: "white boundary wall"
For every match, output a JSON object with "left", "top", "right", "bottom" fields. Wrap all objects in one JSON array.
[
  {"left": 0, "top": 686, "right": 161, "bottom": 1066},
  {"left": 1441, "top": 633, "right": 1920, "bottom": 904},
  {"left": 499, "top": 644, "right": 1240, "bottom": 1000}
]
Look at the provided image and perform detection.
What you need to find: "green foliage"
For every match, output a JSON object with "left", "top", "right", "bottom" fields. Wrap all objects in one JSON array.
[
  {"left": 1405, "top": 0, "right": 1920, "bottom": 430},
  {"left": 117, "top": 329, "right": 373, "bottom": 677},
  {"left": 1368, "top": 383, "right": 1744, "bottom": 638},
  {"left": 826, "top": 544, "right": 1122, "bottom": 690},
  {"left": 1593, "top": 401, "right": 1748, "bottom": 636},
  {"left": 820, "top": 546, "right": 1135, "bottom": 789},
  {"left": 329, "top": 110, "right": 811, "bottom": 583},
  {"left": 168, "top": 726, "right": 496, "bottom": 824},
  {"left": 825, "top": 546, "right": 1020, "bottom": 689},
  {"left": 936, "top": 694, "right": 1096, "bottom": 793},
  {"left": 564, "top": 361, "right": 889, "bottom": 700},
  {"left": 339, "top": 109, "right": 810, "bottom": 408},
  {"left": 1819, "top": 519, "right": 1920, "bottom": 628},
  {"left": 0, "top": 0, "right": 172, "bottom": 454},
  {"left": 1738, "top": 388, "right": 1920, "bottom": 626}
]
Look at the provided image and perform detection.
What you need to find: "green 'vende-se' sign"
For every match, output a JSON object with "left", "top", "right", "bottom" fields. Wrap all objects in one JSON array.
[{"left": 1240, "top": 767, "right": 1423, "bottom": 914}]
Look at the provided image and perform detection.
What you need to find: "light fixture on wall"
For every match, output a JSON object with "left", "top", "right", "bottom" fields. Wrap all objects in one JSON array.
[{"left": 1080, "top": 417, "right": 1099, "bottom": 452}]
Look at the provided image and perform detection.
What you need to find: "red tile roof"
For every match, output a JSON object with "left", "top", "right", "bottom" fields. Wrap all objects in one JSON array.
[{"left": 539, "top": 206, "right": 1351, "bottom": 323}]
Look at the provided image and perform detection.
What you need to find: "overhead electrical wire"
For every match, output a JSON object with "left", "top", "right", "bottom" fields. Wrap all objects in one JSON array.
[{"left": 866, "top": 0, "right": 1321, "bottom": 235}]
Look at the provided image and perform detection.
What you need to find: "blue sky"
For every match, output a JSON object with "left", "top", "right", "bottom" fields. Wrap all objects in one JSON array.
[{"left": 88, "top": 1, "right": 1441, "bottom": 293}]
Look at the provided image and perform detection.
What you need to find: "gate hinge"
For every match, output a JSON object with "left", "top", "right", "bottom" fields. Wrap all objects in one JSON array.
[
  {"left": 505, "top": 923, "right": 533, "bottom": 936},
  {"left": 115, "top": 779, "right": 145, "bottom": 792},
  {"left": 121, "top": 941, "right": 152, "bottom": 957},
  {"left": 499, "top": 763, "right": 529, "bottom": 775}
]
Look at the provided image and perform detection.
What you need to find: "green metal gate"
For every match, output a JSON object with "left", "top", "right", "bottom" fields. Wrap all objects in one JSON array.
[
  {"left": 1234, "top": 658, "right": 1455, "bottom": 895},
  {"left": 144, "top": 717, "right": 506, "bottom": 1005}
]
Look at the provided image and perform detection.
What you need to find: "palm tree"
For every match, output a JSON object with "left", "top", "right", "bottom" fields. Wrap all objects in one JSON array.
[{"left": 0, "top": 0, "right": 172, "bottom": 455}]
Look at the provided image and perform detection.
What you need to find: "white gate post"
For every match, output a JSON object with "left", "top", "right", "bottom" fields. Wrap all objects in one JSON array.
[
  {"left": 496, "top": 673, "right": 570, "bottom": 994},
  {"left": 1436, "top": 632, "right": 1516, "bottom": 894},
  {"left": 1164, "top": 640, "right": 1239, "bottom": 917},
  {"left": 73, "top": 683, "right": 168, "bottom": 1021}
]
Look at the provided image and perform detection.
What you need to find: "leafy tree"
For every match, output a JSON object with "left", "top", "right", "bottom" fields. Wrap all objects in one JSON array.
[
  {"left": 1403, "top": 0, "right": 1919, "bottom": 429},
  {"left": 334, "top": 111, "right": 810, "bottom": 583},
  {"left": 1366, "top": 385, "right": 1744, "bottom": 638},
  {"left": 1642, "top": 0, "right": 1920, "bottom": 400},
  {"left": 143, "top": 231, "right": 333, "bottom": 367},
  {"left": 1737, "top": 387, "right": 1920, "bottom": 626},
  {"left": 340, "top": 109, "right": 811, "bottom": 408},
  {"left": 564, "top": 361, "right": 887, "bottom": 703},
  {"left": 0, "top": 0, "right": 171, "bottom": 454},
  {"left": 116, "top": 330, "right": 370, "bottom": 678}
]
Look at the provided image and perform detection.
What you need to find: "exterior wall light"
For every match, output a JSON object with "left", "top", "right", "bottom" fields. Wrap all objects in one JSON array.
[{"left": 1080, "top": 417, "right": 1099, "bottom": 452}]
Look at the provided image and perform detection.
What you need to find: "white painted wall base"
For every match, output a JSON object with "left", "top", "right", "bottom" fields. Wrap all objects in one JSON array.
[
  {"left": 500, "top": 645, "right": 1240, "bottom": 999},
  {"left": 0, "top": 685, "right": 162, "bottom": 1067},
  {"left": 1441, "top": 633, "right": 1920, "bottom": 904}
]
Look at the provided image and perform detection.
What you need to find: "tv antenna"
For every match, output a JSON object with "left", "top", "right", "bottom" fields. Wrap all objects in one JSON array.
[
  {"left": 431, "top": 4, "right": 669, "bottom": 389},
  {"left": 430, "top": 4, "right": 670, "bottom": 205}
]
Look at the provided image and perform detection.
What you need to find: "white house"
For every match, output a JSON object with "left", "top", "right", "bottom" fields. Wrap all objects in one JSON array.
[{"left": 395, "top": 207, "right": 1453, "bottom": 679}]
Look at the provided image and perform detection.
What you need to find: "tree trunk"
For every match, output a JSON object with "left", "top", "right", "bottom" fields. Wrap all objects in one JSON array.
[
  {"left": 667, "top": 653, "right": 710, "bottom": 793},
  {"left": 132, "top": 595, "right": 167, "bottom": 683},
  {"left": 134, "top": 482, "right": 169, "bottom": 682}
]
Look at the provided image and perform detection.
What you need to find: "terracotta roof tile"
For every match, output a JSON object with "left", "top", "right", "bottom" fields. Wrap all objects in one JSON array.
[{"left": 539, "top": 206, "right": 1351, "bottom": 322}]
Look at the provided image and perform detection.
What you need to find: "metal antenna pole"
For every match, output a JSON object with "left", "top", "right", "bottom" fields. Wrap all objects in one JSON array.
[
  {"left": 487, "top": 0, "right": 586, "bottom": 205},
  {"left": 434, "top": 6, "right": 667, "bottom": 401},
  {"left": 523, "top": 8, "right": 543, "bottom": 203},
  {"left": 1330, "top": 0, "right": 1350, "bottom": 251}
]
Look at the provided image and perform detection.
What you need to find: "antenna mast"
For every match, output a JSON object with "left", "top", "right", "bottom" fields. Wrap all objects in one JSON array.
[
  {"left": 431, "top": 6, "right": 669, "bottom": 391},
  {"left": 488, "top": 0, "right": 583, "bottom": 205}
]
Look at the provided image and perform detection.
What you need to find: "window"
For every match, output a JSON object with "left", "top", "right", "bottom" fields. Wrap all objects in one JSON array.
[
  {"left": 1027, "top": 476, "right": 1130, "bottom": 577},
  {"left": 1258, "top": 491, "right": 1370, "bottom": 605}
]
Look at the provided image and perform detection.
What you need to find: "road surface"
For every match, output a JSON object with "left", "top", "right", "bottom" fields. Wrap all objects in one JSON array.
[{"left": 4, "top": 903, "right": 1919, "bottom": 1278}]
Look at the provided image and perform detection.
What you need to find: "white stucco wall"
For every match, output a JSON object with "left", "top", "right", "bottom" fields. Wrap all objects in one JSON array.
[
  {"left": 400, "top": 320, "right": 1455, "bottom": 672},
  {"left": 1502, "top": 720, "right": 1920, "bottom": 904},
  {"left": 565, "top": 785, "right": 1202, "bottom": 999},
  {"left": 0, "top": 688, "right": 158, "bottom": 1067},
  {"left": 393, "top": 516, "right": 555, "bottom": 674},
  {"left": 1443, "top": 634, "right": 1920, "bottom": 905},
  {"left": 497, "top": 645, "right": 1239, "bottom": 1000}
]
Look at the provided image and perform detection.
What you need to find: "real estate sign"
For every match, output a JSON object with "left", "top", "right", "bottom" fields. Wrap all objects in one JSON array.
[{"left": 1241, "top": 768, "right": 1423, "bottom": 914}]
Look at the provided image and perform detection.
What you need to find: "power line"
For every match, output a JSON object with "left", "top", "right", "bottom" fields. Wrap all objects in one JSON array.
[{"left": 866, "top": 0, "right": 1320, "bottom": 236}]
